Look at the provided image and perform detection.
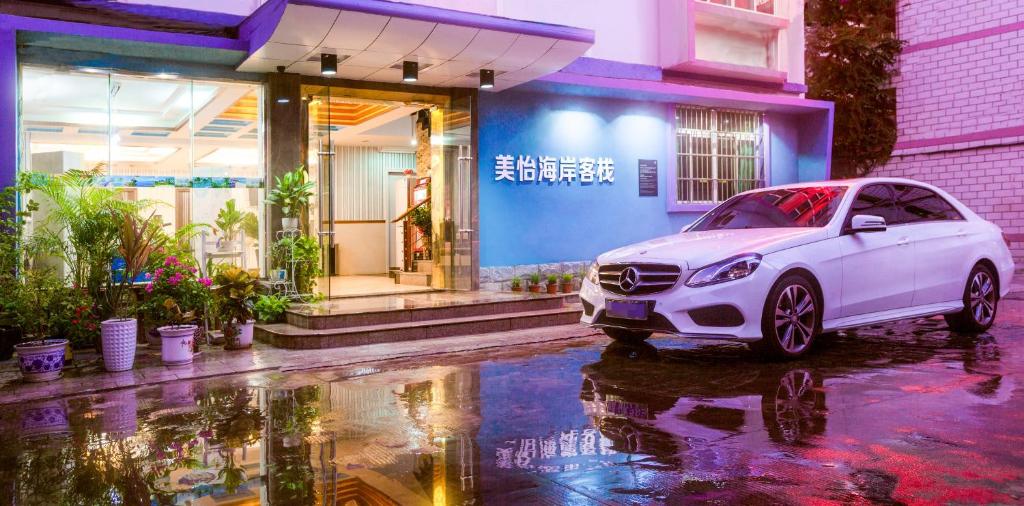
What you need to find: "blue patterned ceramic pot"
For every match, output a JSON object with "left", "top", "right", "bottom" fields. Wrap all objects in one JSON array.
[{"left": 14, "top": 339, "right": 68, "bottom": 382}]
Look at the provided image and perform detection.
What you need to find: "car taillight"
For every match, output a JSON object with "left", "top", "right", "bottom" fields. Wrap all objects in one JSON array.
[{"left": 1003, "top": 232, "right": 1012, "bottom": 248}]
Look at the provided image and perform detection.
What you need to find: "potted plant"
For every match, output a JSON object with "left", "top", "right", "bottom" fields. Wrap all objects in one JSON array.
[
  {"left": 215, "top": 199, "right": 254, "bottom": 251},
  {"left": 12, "top": 267, "right": 69, "bottom": 382},
  {"left": 0, "top": 186, "right": 29, "bottom": 361},
  {"left": 528, "top": 273, "right": 542, "bottom": 293},
  {"left": 100, "top": 211, "right": 160, "bottom": 372},
  {"left": 408, "top": 202, "right": 432, "bottom": 260},
  {"left": 266, "top": 166, "right": 314, "bottom": 230},
  {"left": 140, "top": 254, "right": 212, "bottom": 359},
  {"left": 560, "top": 273, "right": 574, "bottom": 293},
  {"left": 510, "top": 276, "right": 522, "bottom": 293},
  {"left": 546, "top": 274, "right": 559, "bottom": 294},
  {"left": 157, "top": 299, "right": 198, "bottom": 366},
  {"left": 214, "top": 267, "right": 258, "bottom": 350}
]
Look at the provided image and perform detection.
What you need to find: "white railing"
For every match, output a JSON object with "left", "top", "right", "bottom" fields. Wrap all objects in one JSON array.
[{"left": 699, "top": 0, "right": 775, "bottom": 15}]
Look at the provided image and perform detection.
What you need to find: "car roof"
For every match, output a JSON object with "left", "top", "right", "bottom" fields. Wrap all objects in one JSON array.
[{"left": 763, "top": 177, "right": 942, "bottom": 192}]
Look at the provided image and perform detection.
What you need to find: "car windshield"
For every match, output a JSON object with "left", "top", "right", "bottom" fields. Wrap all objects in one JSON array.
[{"left": 688, "top": 186, "right": 848, "bottom": 231}]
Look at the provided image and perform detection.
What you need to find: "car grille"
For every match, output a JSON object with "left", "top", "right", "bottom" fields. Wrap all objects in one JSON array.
[{"left": 598, "top": 263, "right": 683, "bottom": 296}]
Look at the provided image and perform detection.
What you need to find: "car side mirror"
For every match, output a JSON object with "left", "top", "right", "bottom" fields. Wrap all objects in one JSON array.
[{"left": 849, "top": 214, "right": 887, "bottom": 233}]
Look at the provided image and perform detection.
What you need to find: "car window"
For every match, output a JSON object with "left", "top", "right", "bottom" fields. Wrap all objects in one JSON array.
[
  {"left": 688, "top": 186, "right": 848, "bottom": 231},
  {"left": 892, "top": 184, "right": 964, "bottom": 223},
  {"left": 846, "top": 184, "right": 899, "bottom": 227}
]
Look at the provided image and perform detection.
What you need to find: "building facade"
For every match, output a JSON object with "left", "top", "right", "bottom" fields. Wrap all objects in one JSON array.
[
  {"left": 0, "top": 0, "right": 833, "bottom": 296},
  {"left": 873, "top": 0, "right": 1024, "bottom": 263}
]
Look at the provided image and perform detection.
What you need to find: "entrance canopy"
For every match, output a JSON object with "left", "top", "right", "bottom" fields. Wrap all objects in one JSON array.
[{"left": 238, "top": 0, "right": 594, "bottom": 91}]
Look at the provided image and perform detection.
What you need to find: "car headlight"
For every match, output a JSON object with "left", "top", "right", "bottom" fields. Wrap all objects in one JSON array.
[
  {"left": 586, "top": 262, "right": 600, "bottom": 284},
  {"left": 685, "top": 253, "right": 762, "bottom": 288}
]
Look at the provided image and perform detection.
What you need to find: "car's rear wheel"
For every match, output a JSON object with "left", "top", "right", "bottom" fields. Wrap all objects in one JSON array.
[
  {"left": 602, "top": 327, "right": 652, "bottom": 344},
  {"left": 753, "top": 275, "right": 820, "bottom": 359},
  {"left": 945, "top": 264, "right": 998, "bottom": 333}
]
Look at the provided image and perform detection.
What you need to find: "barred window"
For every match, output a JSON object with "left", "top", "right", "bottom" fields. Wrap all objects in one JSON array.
[{"left": 675, "top": 106, "right": 766, "bottom": 205}]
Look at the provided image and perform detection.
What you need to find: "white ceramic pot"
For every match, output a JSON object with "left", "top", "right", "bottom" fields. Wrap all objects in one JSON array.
[
  {"left": 281, "top": 217, "right": 299, "bottom": 230},
  {"left": 158, "top": 325, "right": 196, "bottom": 365},
  {"left": 14, "top": 339, "right": 68, "bottom": 382},
  {"left": 224, "top": 319, "right": 255, "bottom": 350},
  {"left": 100, "top": 318, "right": 137, "bottom": 372}
]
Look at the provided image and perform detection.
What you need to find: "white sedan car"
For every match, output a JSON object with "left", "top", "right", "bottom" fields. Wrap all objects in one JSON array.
[{"left": 581, "top": 178, "right": 1014, "bottom": 358}]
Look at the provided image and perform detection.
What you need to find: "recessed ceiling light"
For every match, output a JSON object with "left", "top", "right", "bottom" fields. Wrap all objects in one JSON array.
[
  {"left": 402, "top": 61, "right": 418, "bottom": 82},
  {"left": 155, "top": 72, "right": 178, "bottom": 79},
  {"left": 479, "top": 68, "right": 494, "bottom": 89},
  {"left": 321, "top": 53, "right": 338, "bottom": 76},
  {"left": 80, "top": 67, "right": 102, "bottom": 74}
]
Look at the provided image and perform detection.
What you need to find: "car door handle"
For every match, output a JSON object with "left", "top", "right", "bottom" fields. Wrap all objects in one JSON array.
[
  {"left": 896, "top": 238, "right": 910, "bottom": 246},
  {"left": 956, "top": 229, "right": 968, "bottom": 238}
]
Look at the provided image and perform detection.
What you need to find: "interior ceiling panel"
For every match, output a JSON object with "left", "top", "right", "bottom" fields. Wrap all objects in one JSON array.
[{"left": 237, "top": 2, "right": 594, "bottom": 92}]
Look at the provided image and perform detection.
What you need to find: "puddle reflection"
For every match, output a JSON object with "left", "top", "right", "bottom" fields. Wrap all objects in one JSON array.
[{"left": 0, "top": 321, "right": 1020, "bottom": 504}]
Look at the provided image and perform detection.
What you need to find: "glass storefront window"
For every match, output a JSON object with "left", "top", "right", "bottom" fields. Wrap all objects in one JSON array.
[{"left": 19, "top": 66, "right": 265, "bottom": 275}]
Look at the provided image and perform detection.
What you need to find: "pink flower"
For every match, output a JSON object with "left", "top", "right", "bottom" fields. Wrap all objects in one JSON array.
[
  {"left": 188, "top": 266, "right": 197, "bottom": 273},
  {"left": 145, "top": 283, "right": 154, "bottom": 293},
  {"left": 145, "top": 272, "right": 152, "bottom": 280},
  {"left": 164, "top": 256, "right": 179, "bottom": 267},
  {"left": 154, "top": 268, "right": 164, "bottom": 279},
  {"left": 168, "top": 276, "right": 180, "bottom": 286},
  {"left": 198, "top": 277, "right": 212, "bottom": 287}
]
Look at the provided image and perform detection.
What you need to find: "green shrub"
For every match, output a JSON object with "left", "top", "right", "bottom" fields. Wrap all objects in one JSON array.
[{"left": 254, "top": 294, "right": 291, "bottom": 323}]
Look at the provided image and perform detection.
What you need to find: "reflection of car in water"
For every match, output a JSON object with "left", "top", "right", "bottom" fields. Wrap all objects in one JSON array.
[{"left": 580, "top": 341, "right": 828, "bottom": 461}]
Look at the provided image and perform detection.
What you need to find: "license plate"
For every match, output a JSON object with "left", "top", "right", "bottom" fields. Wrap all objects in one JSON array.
[{"left": 606, "top": 299, "right": 650, "bottom": 320}]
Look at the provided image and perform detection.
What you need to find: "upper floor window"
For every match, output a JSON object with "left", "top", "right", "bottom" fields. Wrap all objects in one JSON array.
[
  {"left": 675, "top": 105, "right": 766, "bottom": 205},
  {"left": 701, "top": 0, "right": 775, "bottom": 15}
]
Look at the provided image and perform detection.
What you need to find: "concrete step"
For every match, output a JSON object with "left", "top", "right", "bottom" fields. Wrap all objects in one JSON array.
[
  {"left": 257, "top": 305, "right": 584, "bottom": 349},
  {"left": 414, "top": 260, "right": 433, "bottom": 273},
  {"left": 286, "top": 292, "right": 568, "bottom": 330}
]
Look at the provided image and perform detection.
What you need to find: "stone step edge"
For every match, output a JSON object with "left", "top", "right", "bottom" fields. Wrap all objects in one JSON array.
[
  {"left": 265, "top": 305, "right": 584, "bottom": 338},
  {"left": 285, "top": 293, "right": 571, "bottom": 322}
]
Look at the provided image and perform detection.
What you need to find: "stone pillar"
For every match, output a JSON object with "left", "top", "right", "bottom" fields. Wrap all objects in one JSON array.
[
  {"left": 265, "top": 71, "right": 304, "bottom": 237},
  {"left": 0, "top": 23, "right": 17, "bottom": 188}
]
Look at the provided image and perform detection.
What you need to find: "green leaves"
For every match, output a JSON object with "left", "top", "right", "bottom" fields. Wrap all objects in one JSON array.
[
  {"left": 806, "top": 0, "right": 903, "bottom": 178},
  {"left": 215, "top": 199, "right": 255, "bottom": 241},
  {"left": 266, "top": 166, "right": 314, "bottom": 218}
]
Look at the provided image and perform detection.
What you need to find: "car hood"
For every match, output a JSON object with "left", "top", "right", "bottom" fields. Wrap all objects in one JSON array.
[{"left": 597, "top": 228, "right": 828, "bottom": 269}]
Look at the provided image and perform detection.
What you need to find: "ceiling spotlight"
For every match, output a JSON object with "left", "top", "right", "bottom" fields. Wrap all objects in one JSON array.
[
  {"left": 80, "top": 67, "right": 102, "bottom": 74},
  {"left": 155, "top": 72, "right": 178, "bottom": 79},
  {"left": 321, "top": 53, "right": 337, "bottom": 75},
  {"left": 276, "top": 97, "right": 291, "bottom": 104},
  {"left": 402, "top": 61, "right": 418, "bottom": 82},
  {"left": 479, "top": 69, "right": 494, "bottom": 89}
]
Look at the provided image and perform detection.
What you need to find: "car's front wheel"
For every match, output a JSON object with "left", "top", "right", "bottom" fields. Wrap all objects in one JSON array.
[
  {"left": 753, "top": 275, "right": 820, "bottom": 359},
  {"left": 945, "top": 264, "right": 998, "bottom": 333},
  {"left": 602, "top": 327, "right": 652, "bottom": 344}
]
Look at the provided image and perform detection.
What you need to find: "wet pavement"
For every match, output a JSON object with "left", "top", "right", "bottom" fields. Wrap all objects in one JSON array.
[{"left": 2, "top": 305, "right": 1024, "bottom": 504}]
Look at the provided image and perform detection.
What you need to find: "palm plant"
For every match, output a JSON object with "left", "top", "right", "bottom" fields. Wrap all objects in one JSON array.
[{"left": 20, "top": 170, "right": 150, "bottom": 318}]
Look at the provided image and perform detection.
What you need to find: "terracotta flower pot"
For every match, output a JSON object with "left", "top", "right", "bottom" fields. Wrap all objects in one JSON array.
[
  {"left": 158, "top": 325, "right": 196, "bottom": 366},
  {"left": 561, "top": 282, "right": 574, "bottom": 293},
  {"left": 528, "top": 284, "right": 541, "bottom": 293},
  {"left": 511, "top": 285, "right": 522, "bottom": 292},
  {"left": 15, "top": 339, "right": 68, "bottom": 382},
  {"left": 546, "top": 283, "right": 558, "bottom": 294}
]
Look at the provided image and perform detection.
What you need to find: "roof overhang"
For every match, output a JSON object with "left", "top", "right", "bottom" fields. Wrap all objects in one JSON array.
[{"left": 237, "top": 0, "right": 595, "bottom": 91}]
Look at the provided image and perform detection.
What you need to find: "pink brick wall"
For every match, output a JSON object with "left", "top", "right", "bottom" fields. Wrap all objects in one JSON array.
[{"left": 875, "top": 0, "right": 1024, "bottom": 260}]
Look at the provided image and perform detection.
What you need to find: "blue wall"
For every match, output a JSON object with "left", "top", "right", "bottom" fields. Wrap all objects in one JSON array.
[{"left": 478, "top": 90, "right": 695, "bottom": 267}]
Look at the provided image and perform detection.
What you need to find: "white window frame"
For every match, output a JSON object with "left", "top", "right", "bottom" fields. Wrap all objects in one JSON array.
[{"left": 672, "top": 105, "right": 766, "bottom": 208}]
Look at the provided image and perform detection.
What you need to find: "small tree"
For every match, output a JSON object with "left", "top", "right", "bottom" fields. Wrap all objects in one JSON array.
[{"left": 806, "top": 0, "right": 903, "bottom": 179}]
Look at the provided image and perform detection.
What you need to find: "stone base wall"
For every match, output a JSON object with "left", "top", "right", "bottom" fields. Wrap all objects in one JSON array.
[{"left": 480, "top": 260, "right": 591, "bottom": 292}]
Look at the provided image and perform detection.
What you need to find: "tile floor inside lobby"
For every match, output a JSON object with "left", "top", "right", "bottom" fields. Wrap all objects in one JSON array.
[{"left": 320, "top": 275, "right": 434, "bottom": 298}]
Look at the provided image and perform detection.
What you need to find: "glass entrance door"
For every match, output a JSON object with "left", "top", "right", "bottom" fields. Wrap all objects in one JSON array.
[
  {"left": 306, "top": 87, "right": 335, "bottom": 299},
  {"left": 303, "top": 84, "right": 475, "bottom": 297}
]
